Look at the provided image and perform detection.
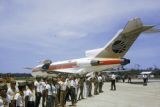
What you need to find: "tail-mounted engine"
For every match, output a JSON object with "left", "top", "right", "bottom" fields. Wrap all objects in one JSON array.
[{"left": 121, "top": 58, "right": 130, "bottom": 65}]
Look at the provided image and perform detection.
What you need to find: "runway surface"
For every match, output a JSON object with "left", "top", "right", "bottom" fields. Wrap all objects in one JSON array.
[{"left": 74, "top": 79, "right": 160, "bottom": 107}]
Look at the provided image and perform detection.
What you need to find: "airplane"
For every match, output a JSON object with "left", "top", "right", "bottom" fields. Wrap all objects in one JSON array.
[{"left": 31, "top": 18, "right": 160, "bottom": 77}]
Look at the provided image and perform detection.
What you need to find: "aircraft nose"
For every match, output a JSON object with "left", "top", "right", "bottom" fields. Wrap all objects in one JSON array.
[
  {"left": 31, "top": 67, "right": 41, "bottom": 77},
  {"left": 32, "top": 67, "right": 39, "bottom": 72}
]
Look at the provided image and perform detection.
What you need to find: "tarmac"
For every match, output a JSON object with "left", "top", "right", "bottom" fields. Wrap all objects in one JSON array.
[{"left": 73, "top": 79, "right": 160, "bottom": 107}]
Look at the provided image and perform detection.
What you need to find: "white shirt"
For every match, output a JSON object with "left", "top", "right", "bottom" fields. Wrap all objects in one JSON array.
[
  {"left": 55, "top": 84, "right": 60, "bottom": 90},
  {"left": 70, "top": 80, "right": 76, "bottom": 88},
  {"left": 59, "top": 81, "right": 67, "bottom": 91},
  {"left": 98, "top": 76, "right": 103, "bottom": 82},
  {"left": 46, "top": 84, "right": 57, "bottom": 95},
  {"left": 0, "top": 95, "right": 11, "bottom": 107},
  {"left": 143, "top": 75, "right": 147, "bottom": 79},
  {"left": 34, "top": 81, "right": 42, "bottom": 93},
  {"left": 111, "top": 74, "right": 116, "bottom": 80},
  {"left": 41, "top": 81, "right": 46, "bottom": 91},
  {"left": 25, "top": 89, "right": 35, "bottom": 101},
  {"left": 7, "top": 87, "right": 18, "bottom": 100},
  {"left": 14, "top": 93, "right": 24, "bottom": 107},
  {"left": 0, "top": 97, "right": 3, "bottom": 107}
]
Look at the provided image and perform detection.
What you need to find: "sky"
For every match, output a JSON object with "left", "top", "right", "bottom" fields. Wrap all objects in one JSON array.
[{"left": 0, "top": 0, "right": 160, "bottom": 73}]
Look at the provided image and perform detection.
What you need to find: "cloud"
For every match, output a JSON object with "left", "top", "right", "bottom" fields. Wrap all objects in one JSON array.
[
  {"left": 56, "top": 30, "right": 87, "bottom": 39},
  {"left": 1, "top": 0, "right": 160, "bottom": 39}
]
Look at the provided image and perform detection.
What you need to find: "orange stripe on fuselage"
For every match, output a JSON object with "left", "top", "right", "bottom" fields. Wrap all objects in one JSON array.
[
  {"left": 48, "top": 62, "right": 77, "bottom": 70},
  {"left": 99, "top": 60, "right": 121, "bottom": 65}
]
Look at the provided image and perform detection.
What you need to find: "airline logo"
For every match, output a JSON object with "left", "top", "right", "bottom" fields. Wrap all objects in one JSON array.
[{"left": 112, "top": 40, "right": 127, "bottom": 53}]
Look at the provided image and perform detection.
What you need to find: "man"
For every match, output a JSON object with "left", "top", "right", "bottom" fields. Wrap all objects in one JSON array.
[
  {"left": 143, "top": 74, "right": 148, "bottom": 86},
  {"left": 98, "top": 74, "right": 103, "bottom": 93},
  {"left": 25, "top": 81, "right": 35, "bottom": 107},
  {"left": 56, "top": 77, "right": 61, "bottom": 105},
  {"left": 34, "top": 76, "right": 42, "bottom": 107},
  {"left": 41, "top": 77, "right": 47, "bottom": 107},
  {"left": 14, "top": 82, "right": 26, "bottom": 107},
  {"left": 74, "top": 76, "right": 78, "bottom": 103},
  {"left": 46, "top": 77, "right": 57, "bottom": 107},
  {"left": 122, "top": 75, "right": 126, "bottom": 83},
  {"left": 93, "top": 73, "right": 99, "bottom": 95},
  {"left": 87, "top": 77, "right": 92, "bottom": 97},
  {"left": 78, "top": 77, "right": 84, "bottom": 100},
  {"left": 128, "top": 75, "right": 132, "bottom": 83},
  {"left": 70, "top": 77, "right": 77, "bottom": 106},
  {"left": 53, "top": 77, "right": 59, "bottom": 107},
  {"left": 0, "top": 83, "right": 11, "bottom": 107},
  {"left": 59, "top": 77, "right": 67, "bottom": 107},
  {"left": 110, "top": 73, "right": 116, "bottom": 90},
  {"left": 7, "top": 80, "right": 18, "bottom": 107},
  {"left": 65, "top": 77, "right": 70, "bottom": 102}
]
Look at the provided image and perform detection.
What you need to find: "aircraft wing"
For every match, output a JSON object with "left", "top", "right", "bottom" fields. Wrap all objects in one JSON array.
[{"left": 44, "top": 68, "right": 85, "bottom": 75}]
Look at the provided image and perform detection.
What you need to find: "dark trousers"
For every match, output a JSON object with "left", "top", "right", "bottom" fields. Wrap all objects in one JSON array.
[
  {"left": 70, "top": 87, "right": 76, "bottom": 105},
  {"left": 94, "top": 83, "right": 99, "bottom": 95},
  {"left": 78, "top": 86, "right": 84, "bottom": 99},
  {"left": 99, "top": 82, "right": 103, "bottom": 92},
  {"left": 111, "top": 80, "right": 116, "bottom": 90},
  {"left": 42, "top": 90, "right": 46, "bottom": 107},
  {"left": 60, "top": 91, "right": 66, "bottom": 107},
  {"left": 46, "top": 95, "right": 55, "bottom": 107},
  {"left": 9, "top": 100, "right": 16, "bottom": 107},
  {"left": 35, "top": 92, "right": 42, "bottom": 107},
  {"left": 28, "top": 101, "right": 35, "bottom": 107},
  {"left": 57, "top": 89, "right": 60, "bottom": 104},
  {"left": 128, "top": 78, "right": 131, "bottom": 83},
  {"left": 88, "top": 83, "right": 92, "bottom": 96},
  {"left": 65, "top": 87, "right": 70, "bottom": 101},
  {"left": 122, "top": 78, "right": 125, "bottom": 83},
  {"left": 143, "top": 78, "right": 147, "bottom": 86}
]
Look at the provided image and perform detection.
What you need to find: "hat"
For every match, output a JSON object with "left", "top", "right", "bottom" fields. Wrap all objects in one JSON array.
[
  {"left": 36, "top": 76, "right": 41, "bottom": 80},
  {"left": 11, "top": 80, "right": 16, "bottom": 84},
  {"left": 47, "top": 77, "right": 52, "bottom": 81},
  {"left": 26, "top": 81, "right": 33, "bottom": 86},
  {"left": 18, "top": 82, "right": 26, "bottom": 87},
  {"left": 0, "top": 83, "right": 8, "bottom": 90},
  {"left": 43, "top": 77, "right": 47, "bottom": 80}
]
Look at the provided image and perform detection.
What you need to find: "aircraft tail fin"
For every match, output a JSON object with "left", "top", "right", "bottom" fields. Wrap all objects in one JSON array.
[{"left": 91, "top": 18, "right": 157, "bottom": 58}]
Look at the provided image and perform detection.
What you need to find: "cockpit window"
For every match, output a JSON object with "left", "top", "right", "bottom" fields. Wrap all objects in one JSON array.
[
  {"left": 42, "top": 60, "right": 52, "bottom": 70},
  {"left": 42, "top": 63, "right": 50, "bottom": 70}
]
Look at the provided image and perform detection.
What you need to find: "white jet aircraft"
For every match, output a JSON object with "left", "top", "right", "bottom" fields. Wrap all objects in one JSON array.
[{"left": 31, "top": 18, "right": 160, "bottom": 77}]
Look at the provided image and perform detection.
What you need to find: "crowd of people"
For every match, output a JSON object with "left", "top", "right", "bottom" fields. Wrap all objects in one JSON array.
[{"left": 0, "top": 72, "right": 105, "bottom": 107}]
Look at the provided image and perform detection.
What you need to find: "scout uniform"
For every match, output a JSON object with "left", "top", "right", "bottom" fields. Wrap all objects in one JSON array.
[
  {"left": 78, "top": 77, "right": 84, "bottom": 100},
  {"left": 0, "top": 83, "right": 11, "bottom": 107},
  {"left": 87, "top": 77, "right": 92, "bottom": 97},
  {"left": 46, "top": 77, "right": 57, "bottom": 107},
  {"left": 41, "top": 77, "right": 47, "bottom": 107},
  {"left": 111, "top": 74, "right": 116, "bottom": 90},
  {"left": 70, "top": 78, "right": 76, "bottom": 106},
  {"left": 34, "top": 76, "right": 42, "bottom": 107},
  {"left": 54, "top": 79, "right": 60, "bottom": 106},
  {"left": 98, "top": 75, "right": 103, "bottom": 93},
  {"left": 59, "top": 78, "right": 67, "bottom": 107},
  {"left": 25, "top": 81, "right": 35, "bottom": 107},
  {"left": 14, "top": 82, "right": 26, "bottom": 107},
  {"left": 93, "top": 76, "right": 99, "bottom": 95},
  {"left": 7, "top": 80, "right": 18, "bottom": 107}
]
